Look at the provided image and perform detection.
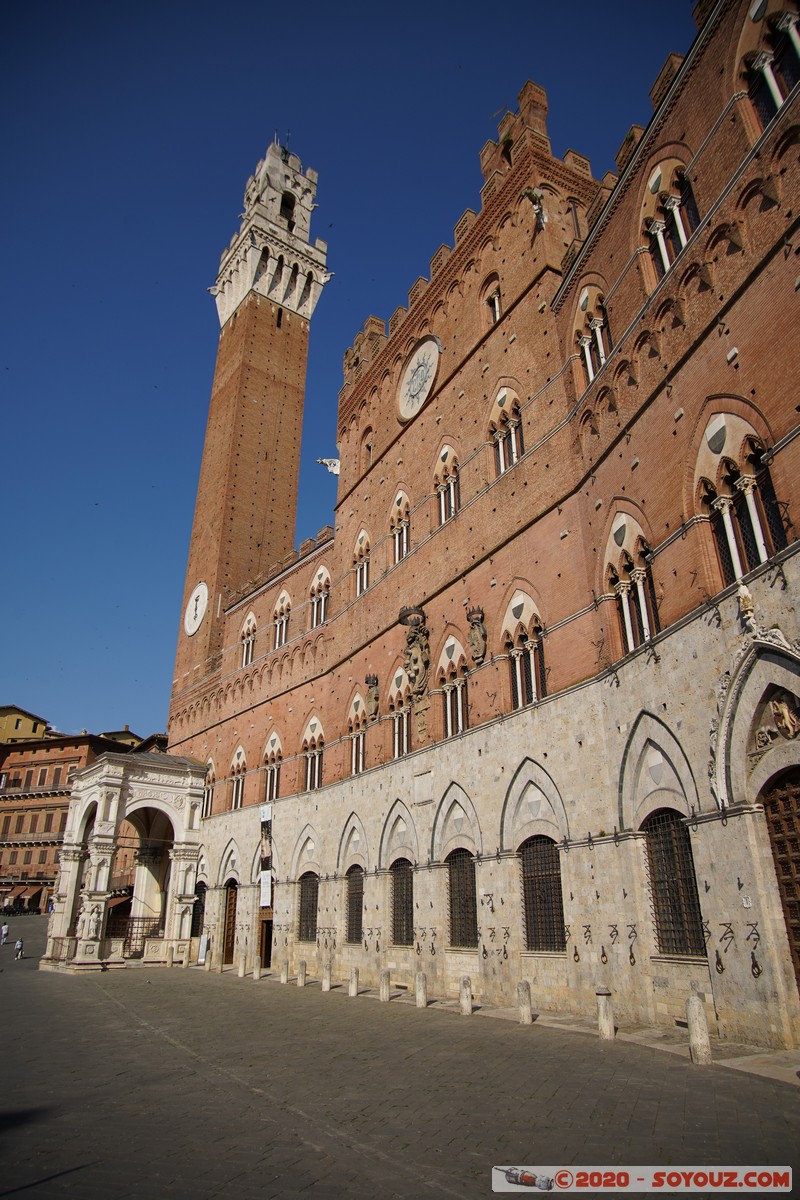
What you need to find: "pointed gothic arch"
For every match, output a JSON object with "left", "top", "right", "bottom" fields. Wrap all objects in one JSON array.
[
  {"left": 290, "top": 823, "right": 322, "bottom": 878},
  {"left": 379, "top": 798, "right": 420, "bottom": 869},
  {"left": 713, "top": 639, "right": 800, "bottom": 810},
  {"left": 500, "top": 757, "right": 570, "bottom": 850},
  {"left": 618, "top": 711, "right": 699, "bottom": 831},
  {"left": 217, "top": 837, "right": 242, "bottom": 887},
  {"left": 336, "top": 811, "right": 370, "bottom": 873},
  {"left": 431, "top": 781, "right": 482, "bottom": 861}
]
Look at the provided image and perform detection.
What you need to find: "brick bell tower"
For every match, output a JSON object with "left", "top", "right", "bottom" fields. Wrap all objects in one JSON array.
[{"left": 171, "top": 142, "right": 328, "bottom": 705}]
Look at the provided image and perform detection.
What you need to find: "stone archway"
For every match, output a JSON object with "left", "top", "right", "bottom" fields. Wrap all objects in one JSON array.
[
  {"left": 42, "top": 751, "right": 205, "bottom": 971},
  {"left": 106, "top": 807, "right": 175, "bottom": 957},
  {"left": 758, "top": 767, "right": 800, "bottom": 994}
]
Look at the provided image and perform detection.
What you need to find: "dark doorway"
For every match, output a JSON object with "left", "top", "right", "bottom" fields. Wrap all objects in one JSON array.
[{"left": 260, "top": 917, "right": 273, "bottom": 968}]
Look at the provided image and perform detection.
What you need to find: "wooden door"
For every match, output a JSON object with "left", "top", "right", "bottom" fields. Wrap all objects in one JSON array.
[
  {"left": 760, "top": 767, "right": 800, "bottom": 992},
  {"left": 223, "top": 881, "right": 237, "bottom": 965}
]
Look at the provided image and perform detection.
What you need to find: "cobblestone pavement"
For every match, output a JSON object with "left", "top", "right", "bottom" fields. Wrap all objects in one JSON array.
[{"left": 1, "top": 919, "right": 798, "bottom": 1199}]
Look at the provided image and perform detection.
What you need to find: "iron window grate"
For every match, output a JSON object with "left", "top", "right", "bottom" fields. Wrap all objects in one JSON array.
[
  {"left": 391, "top": 858, "right": 414, "bottom": 946},
  {"left": 520, "top": 836, "right": 566, "bottom": 952},
  {"left": 448, "top": 848, "right": 478, "bottom": 948},
  {"left": 346, "top": 866, "right": 364, "bottom": 944},
  {"left": 298, "top": 872, "right": 319, "bottom": 942},
  {"left": 643, "top": 809, "right": 705, "bottom": 957}
]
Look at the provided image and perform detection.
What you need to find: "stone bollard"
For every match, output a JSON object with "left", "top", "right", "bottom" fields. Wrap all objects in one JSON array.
[
  {"left": 460, "top": 975, "right": 473, "bottom": 1016},
  {"left": 415, "top": 971, "right": 428, "bottom": 1009},
  {"left": 182, "top": 946, "right": 191, "bottom": 968},
  {"left": 238, "top": 954, "right": 247, "bottom": 978},
  {"left": 280, "top": 959, "right": 289, "bottom": 984},
  {"left": 380, "top": 969, "right": 391, "bottom": 1002},
  {"left": 297, "top": 960, "right": 307, "bottom": 987},
  {"left": 686, "top": 993, "right": 712, "bottom": 1065},
  {"left": 348, "top": 967, "right": 359, "bottom": 997},
  {"left": 166, "top": 945, "right": 174, "bottom": 968},
  {"left": 204, "top": 947, "right": 213, "bottom": 972},
  {"left": 253, "top": 956, "right": 261, "bottom": 982},
  {"left": 322, "top": 962, "right": 332, "bottom": 992},
  {"left": 517, "top": 980, "right": 533, "bottom": 1026},
  {"left": 596, "top": 986, "right": 615, "bottom": 1040}
]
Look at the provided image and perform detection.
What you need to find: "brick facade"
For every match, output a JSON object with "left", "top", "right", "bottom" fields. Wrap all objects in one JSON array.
[
  {"left": 91, "top": 0, "right": 800, "bottom": 1041},
  {"left": 0, "top": 731, "right": 140, "bottom": 912}
]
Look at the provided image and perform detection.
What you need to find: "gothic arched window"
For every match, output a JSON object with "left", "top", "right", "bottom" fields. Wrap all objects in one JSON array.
[
  {"left": 436, "top": 447, "right": 460, "bottom": 526},
  {"left": 643, "top": 165, "right": 700, "bottom": 281},
  {"left": 349, "top": 717, "right": 366, "bottom": 776},
  {"left": 309, "top": 572, "right": 330, "bottom": 628},
  {"left": 353, "top": 531, "right": 371, "bottom": 597},
  {"left": 744, "top": 14, "right": 800, "bottom": 129},
  {"left": 229, "top": 751, "right": 246, "bottom": 811},
  {"left": 575, "top": 287, "right": 613, "bottom": 389},
  {"left": 391, "top": 492, "right": 411, "bottom": 564},
  {"left": 273, "top": 593, "right": 291, "bottom": 650},
  {"left": 202, "top": 766, "right": 215, "bottom": 819},
  {"left": 701, "top": 440, "right": 788, "bottom": 587},
  {"left": 607, "top": 533, "right": 660, "bottom": 657},
  {"left": 241, "top": 614, "right": 256, "bottom": 668},
  {"left": 304, "top": 738, "right": 323, "bottom": 791},
  {"left": 441, "top": 667, "right": 468, "bottom": 737},
  {"left": 481, "top": 274, "right": 502, "bottom": 327},
  {"left": 263, "top": 751, "right": 281, "bottom": 802},
  {"left": 490, "top": 388, "right": 525, "bottom": 477},
  {"left": 390, "top": 695, "right": 411, "bottom": 758},
  {"left": 507, "top": 620, "right": 546, "bottom": 710}
]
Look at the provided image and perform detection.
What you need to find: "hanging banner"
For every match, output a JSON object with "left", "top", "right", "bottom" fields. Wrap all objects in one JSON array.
[{"left": 260, "top": 804, "right": 272, "bottom": 908}]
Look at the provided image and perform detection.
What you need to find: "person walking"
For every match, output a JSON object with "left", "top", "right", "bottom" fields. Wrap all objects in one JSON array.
[
  {"left": 1, "top": 922, "right": 9, "bottom": 945},
  {"left": 14, "top": 938, "right": 23, "bottom": 960}
]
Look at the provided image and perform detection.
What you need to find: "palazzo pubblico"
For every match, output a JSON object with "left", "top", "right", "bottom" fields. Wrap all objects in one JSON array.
[{"left": 45, "top": 0, "right": 800, "bottom": 1049}]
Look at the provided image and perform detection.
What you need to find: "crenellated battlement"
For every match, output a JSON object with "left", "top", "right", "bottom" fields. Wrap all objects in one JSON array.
[{"left": 210, "top": 142, "right": 329, "bottom": 328}]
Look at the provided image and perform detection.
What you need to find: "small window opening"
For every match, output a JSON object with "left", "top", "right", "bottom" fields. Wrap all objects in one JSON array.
[{"left": 280, "top": 191, "right": 296, "bottom": 232}]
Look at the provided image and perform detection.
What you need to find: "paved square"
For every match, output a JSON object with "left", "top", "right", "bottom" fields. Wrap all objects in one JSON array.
[{"left": 1, "top": 919, "right": 798, "bottom": 1198}]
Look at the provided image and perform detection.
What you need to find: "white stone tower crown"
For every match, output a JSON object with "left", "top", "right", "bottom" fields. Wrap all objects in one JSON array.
[{"left": 210, "top": 141, "right": 329, "bottom": 327}]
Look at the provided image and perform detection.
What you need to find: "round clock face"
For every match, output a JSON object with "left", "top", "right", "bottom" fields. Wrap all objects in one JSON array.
[
  {"left": 397, "top": 336, "right": 441, "bottom": 422},
  {"left": 184, "top": 581, "right": 209, "bottom": 637}
]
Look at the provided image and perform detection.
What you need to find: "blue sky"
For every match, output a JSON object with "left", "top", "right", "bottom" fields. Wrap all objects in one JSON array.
[{"left": 2, "top": 1, "right": 698, "bottom": 737}]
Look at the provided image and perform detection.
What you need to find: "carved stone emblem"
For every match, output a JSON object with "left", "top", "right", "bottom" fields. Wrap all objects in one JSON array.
[
  {"left": 400, "top": 607, "right": 431, "bottom": 742},
  {"left": 771, "top": 690, "right": 800, "bottom": 740},
  {"left": 365, "top": 675, "right": 380, "bottom": 721},
  {"left": 467, "top": 607, "right": 487, "bottom": 665}
]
